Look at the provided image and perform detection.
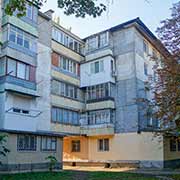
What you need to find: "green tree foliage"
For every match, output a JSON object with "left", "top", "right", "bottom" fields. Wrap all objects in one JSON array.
[
  {"left": 5, "top": 0, "right": 106, "bottom": 18},
  {"left": 154, "top": 1, "right": 180, "bottom": 131},
  {"left": 0, "top": 134, "right": 10, "bottom": 164}
]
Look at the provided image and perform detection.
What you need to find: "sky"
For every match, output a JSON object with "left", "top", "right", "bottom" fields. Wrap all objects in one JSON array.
[{"left": 41, "top": 0, "right": 179, "bottom": 39}]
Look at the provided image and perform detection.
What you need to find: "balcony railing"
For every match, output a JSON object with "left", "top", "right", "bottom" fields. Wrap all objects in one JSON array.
[{"left": 0, "top": 75, "right": 36, "bottom": 90}]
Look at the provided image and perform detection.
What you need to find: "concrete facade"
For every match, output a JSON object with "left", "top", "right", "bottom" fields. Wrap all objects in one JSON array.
[{"left": 0, "top": 1, "right": 179, "bottom": 171}]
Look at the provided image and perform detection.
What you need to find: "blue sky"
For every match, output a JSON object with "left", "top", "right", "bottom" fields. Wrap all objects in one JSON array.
[{"left": 41, "top": 0, "right": 179, "bottom": 38}]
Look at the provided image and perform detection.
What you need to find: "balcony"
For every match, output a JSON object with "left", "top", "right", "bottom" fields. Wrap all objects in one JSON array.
[
  {"left": 0, "top": 75, "right": 38, "bottom": 97},
  {"left": 80, "top": 111, "right": 115, "bottom": 136}
]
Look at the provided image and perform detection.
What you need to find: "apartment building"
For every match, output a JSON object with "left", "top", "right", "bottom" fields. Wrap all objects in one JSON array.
[
  {"left": 0, "top": 2, "right": 64, "bottom": 172},
  {"left": 0, "top": 1, "right": 180, "bottom": 171}
]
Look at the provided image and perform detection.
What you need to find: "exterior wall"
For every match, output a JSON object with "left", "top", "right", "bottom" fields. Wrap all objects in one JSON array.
[
  {"left": 63, "top": 136, "right": 89, "bottom": 161},
  {"left": 63, "top": 132, "right": 164, "bottom": 168},
  {"left": 52, "top": 41, "right": 83, "bottom": 63},
  {"left": 2, "top": 16, "right": 38, "bottom": 37},
  {"left": 81, "top": 125, "right": 114, "bottom": 136},
  {"left": 86, "top": 100, "right": 115, "bottom": 111},
  {"left": 80, "top": 55, "right": 115, "bottom": 87},
  {"left": 51, "top": 95, "right": 85, "bottom": 111},
  {"left": 164, "top": 137, "right": 180, "bottom": 161},
  {"left": 4, "top": 93, "right": 39, "bottom": 131},
  {"left": 51, "top": 124, "right": 81, "bottom": 134},
  {"left": 0, "top": 133, "right": 63, "bottom": 171},
  {"left": 1, "top": 47, "right": 37, "bottom": 66},
  {"left": 52, "top": 70, "right": 80, "bottom": 86},
  {"left": 0, "top": 92, "right": 5, "bottom": 128},
  {"left": 36, "top": 42, "right": 52, "bottom": 131}
]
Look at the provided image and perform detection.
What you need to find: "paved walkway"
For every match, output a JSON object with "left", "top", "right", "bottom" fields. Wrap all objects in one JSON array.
[{"left": 64, "top": 166, "right": 180, "bottom": 175}]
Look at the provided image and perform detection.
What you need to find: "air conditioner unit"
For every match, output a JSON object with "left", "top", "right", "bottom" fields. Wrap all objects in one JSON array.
[{"left": 112, "top": 71, "right": 117, "bottom": 77}]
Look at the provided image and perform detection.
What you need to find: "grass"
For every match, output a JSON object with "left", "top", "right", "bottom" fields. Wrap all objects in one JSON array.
[{"left": 0, "top": 171, "right": 180, "bottom": 180}]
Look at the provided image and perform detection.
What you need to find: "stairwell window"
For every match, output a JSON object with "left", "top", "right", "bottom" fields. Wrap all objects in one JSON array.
[
  {"left": 98, "top": 139, "right": 109, "bottom": 152},
  {"left": 72, "top": 140, "right": 80, "bottom": 152}
]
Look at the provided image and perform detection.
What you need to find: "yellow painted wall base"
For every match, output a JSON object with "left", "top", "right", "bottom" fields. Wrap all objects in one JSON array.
[{"left": 63, "top": 132, "right": 164, "bottom": 162}]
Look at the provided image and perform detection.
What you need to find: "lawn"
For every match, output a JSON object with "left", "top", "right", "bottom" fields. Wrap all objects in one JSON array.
[{"left": 1, "top": 171, "right": 179, "bottom": 180}]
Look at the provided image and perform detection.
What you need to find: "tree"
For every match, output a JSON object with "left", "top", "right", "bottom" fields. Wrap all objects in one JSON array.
[
  {"left": 5, "top": 0, "right": 107, "bottom": 18},
  {"left": 0, "top": 134, "right": 10, "bottom": 165},
  {"left": 154, "top": 1, "right": 180, "bottom": 132}
]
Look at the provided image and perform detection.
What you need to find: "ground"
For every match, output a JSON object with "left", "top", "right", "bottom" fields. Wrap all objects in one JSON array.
[{"left": 1, "top": 169, "right": 180, "bottom": 180}]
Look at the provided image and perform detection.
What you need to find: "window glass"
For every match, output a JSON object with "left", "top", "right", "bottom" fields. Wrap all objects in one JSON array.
[
  {"left": 72, "top": 140, "right": 80, "bottom": 152},
  {"left": 17, "top": 29, "right": 23, "bottom": 46},
  {"left": 104, "top": 139, "right": 109, "bottom": 151},
  {"left": 170, "top": 139, "right": 176, "bottom": 152},
  {"left": 26, "top": 3, "right": 33, "bottom": 20},
  {"left": 51, "top": 108, "right": 57, "bottom": 122},
  {"left": 143, "top": 40, "right": 149, "bottom": 53},
  {"left": 0, "top": 59, "right": 6, "bottom": 76},
  {"left": 95, "top": 61, "right": 99, "bottom": 73},
  {"left": 99, "top": 32, "right": 108, "bottom": 47},
  {"left": 69, "top": 38, "right": 74, "bottom": 50},
  {"left": 144, "top": 63, "right": 148, "bottom": 76},
  {"left": 24, "top": 37, "right": 30, "bottom": 49},
  {"left": 9, "top": 28, "right": 16, "bottom": 43},
  {"left": 7, "top": 59, "right": 16, "bottom": 76},
  {"left": 17, "top": 135, "right": 37, "bottom": 151},
  {"left": 98, "top": 139, "right": 103, "bottom": 151},
  {"left": 25, "top": 65, "right": 30, "bottom": 80},
  {"left": 51, "top": 107, "right": 79, "bottom": 125},
  {"left": 8, "top": 25, "right": 37, "bottom": 53},
  {"left": 98, "top": 139, "right": 109, "bottom": 152},
  {"left": 17, "top": 62, "right": 26, "bottom": 79},
  {"left": 41, "top": 137, "right": 57, "bottom": 151}
]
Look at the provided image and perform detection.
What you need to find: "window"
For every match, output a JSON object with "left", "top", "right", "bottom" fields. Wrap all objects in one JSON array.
[
  {"left": 91, "top": 60, "right": 104, "bottom": 74},
  {"left": 52, "top": 27, "right": 82, "bottom": 54},
  {"left": 99, "top": 32, "right": 108, "bottom": 47},
  {"left": 51, "top": 80, "right": 79, "bottom": 100},
  {"left": 41, "top": 137, "right": 57, "bottom": 151},
  {"left": 25, "top": 3, "right": 38, "bottom": 22},
  {"left": 6, "top": 58, "right": 35, "bottom": 82},
  {"left": 0, "top": 59, "right": 6, "bottom": 76},
  {"left": 88, "top": 110, "right": 112, "bottom": 125},
  {"left": 95, "top": 61, "right": 99, "bottom": 73},
  {"left": 143, "top": 40, "right": 149, "bottom": 54},
  {"left": 87, "top": 37, "right": 98, "bottom": 52},
  {"left": 26, "top": 3, "right": 33, "bottom": 20},
  {"left": 86, "top": 31, "right": 109, "bottom": 53},
  {"left": 72, "top": 140, "right": 80, "bottom": 152},
  {"left": 178, "top": 139, "right": 180, "bottom": 152},
  {"left": 8, "top": 25, "right": 37, "bottom": 53},
  {"left": 17, "top": 135, "right": 37, "bottom": 151},
  {"left": 7, "top": 59, "right": 16, "bottom": 76},
  {"left": 12, "top": 108, "right": 30, "bottom": 115},
  {"left": 98, "top": 139, "right": 109, "bottom": 152},
  {"left": 51, "top": 107, "right": 79, "bottom": 125},
  {"left": 17, "top": 63, "right": 26, "bottom": 79},
  {"left": 86, "top": 83, "right": 110, "bottom": 101},
  {"left": 144, "top": 63, "right": 148, "bottom": 76},
  {"left": 170, "top": 139, "right": 176, "bottom": 152},
  {"left": 51, "top": 52, "right": 79, "bottom": 76}
]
